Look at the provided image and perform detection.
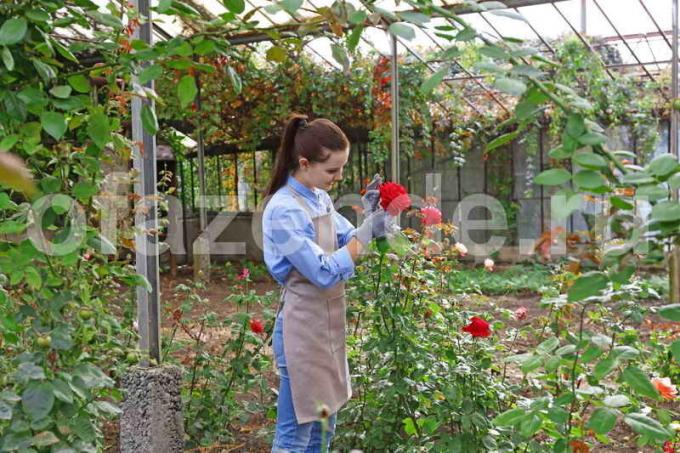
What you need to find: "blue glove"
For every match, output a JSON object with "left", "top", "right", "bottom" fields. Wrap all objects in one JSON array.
[
  {"left": 355, "top": 208, "right": 388, "bottom": 246},
  {"left": 361, "top": 174, "right": 382, "bottom": 215}
]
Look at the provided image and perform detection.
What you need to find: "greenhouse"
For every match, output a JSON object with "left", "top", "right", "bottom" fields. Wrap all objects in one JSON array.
[{"left": 0, "top": 0, "right": 679, "bottom": 451}]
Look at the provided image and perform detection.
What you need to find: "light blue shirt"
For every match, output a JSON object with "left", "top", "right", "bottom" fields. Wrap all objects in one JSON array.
[{"left": 262, "top": 175, "right": 357, "bottom": 289}]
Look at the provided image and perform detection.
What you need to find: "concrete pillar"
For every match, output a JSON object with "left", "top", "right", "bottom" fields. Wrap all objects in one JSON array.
[{"left": 120, "top": 366, "right": 185, "bottom": 453}]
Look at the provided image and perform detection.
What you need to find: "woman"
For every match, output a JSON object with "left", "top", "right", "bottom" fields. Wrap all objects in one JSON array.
[{"left": 262, "top": 114, "right": 386, "bottom": 451}]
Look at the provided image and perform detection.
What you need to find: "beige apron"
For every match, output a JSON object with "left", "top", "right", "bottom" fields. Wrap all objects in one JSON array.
[{"left": 276, "top": 188, "right": 352, "bottom": 424}]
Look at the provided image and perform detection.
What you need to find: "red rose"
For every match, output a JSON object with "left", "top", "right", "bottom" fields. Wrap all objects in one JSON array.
[
  {"left": 462, "top": 316, "right": 491, "bottom": 337},
  {"left": 249, "top": 319, "right": 264, "bottom": 334},
  {"left": 663, "top": 441, "right": 675, "bottom": 453},
  {"left": 420, "top": 206, "right": 442, "bottom": 226},
  {"left": 379, "top": 182, "right": 411, "bottom": 216}
]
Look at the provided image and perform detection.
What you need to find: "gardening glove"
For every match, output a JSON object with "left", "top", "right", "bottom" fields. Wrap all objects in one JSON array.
[
  {"left": 360, "top": 174, "right": 382, "bottom": 215},
  {"left": 354, "top": 208, "right": 389, "bottom": 246}
]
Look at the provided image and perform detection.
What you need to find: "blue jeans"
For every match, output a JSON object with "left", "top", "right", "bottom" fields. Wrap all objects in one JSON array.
[{"left": 272, "top": 311, "right": 337, "bottom": 452}]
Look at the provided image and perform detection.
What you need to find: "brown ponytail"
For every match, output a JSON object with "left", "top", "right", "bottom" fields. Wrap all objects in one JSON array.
[{"left": 264, "top": 113, "right": 349, "bottom": 198}]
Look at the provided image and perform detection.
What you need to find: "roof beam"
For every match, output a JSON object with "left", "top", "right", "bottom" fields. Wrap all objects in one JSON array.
[{"left": 228, "top": 0, "right": 569, "bottom": 46}]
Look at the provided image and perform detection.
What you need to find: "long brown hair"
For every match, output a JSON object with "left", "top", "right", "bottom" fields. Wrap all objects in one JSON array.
[{"left": 264, "top": 114, "right": 349, "bottom": 198}]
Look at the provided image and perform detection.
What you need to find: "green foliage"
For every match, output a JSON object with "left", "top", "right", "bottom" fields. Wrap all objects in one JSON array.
[{"left": 447, "top": 264, "right": 554, "bottom": 295}]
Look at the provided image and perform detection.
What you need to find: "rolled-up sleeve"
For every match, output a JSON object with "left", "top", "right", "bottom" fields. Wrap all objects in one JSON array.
[{"left": 268, "top": 205, "right": 355, "bottom": 289}]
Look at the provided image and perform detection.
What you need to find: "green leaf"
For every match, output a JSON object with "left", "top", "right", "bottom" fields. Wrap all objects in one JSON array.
[
  {"left": 222, "top": 0, "right": 245, "bottom": 13},
  {"left": 32, "top": 431, "right": 60, "bottom": 447},
  {"left": 622, "top": 172, "right": 655, "bottom": 185},
  {"left": 87, "top": 111, "right": 111, "bottom": 149},
  {"left": 141, "top": 104, "right": 158, "bottom": 135},
  {"left": 22, "top": 383, "right": 54, "bottom": 420},
  {"left": 494, "top": 77, "right": 526, "bottom": 96},
  {"left": 534, "top": 168, "right": 571, "bottom": 186},
  {"left": 603, "top": 394, "right": 630, "bottom": 408},
  {"left": 586, "top": 407, "right": 618, "bottom": 435},
  {"left": 593, "top": 355, "right": 619, "bottom": 380},
  {"left": 279, "top": 0, "right": 303, "bottom": 14},
  {"left": 349, "top": 10, "right": 367, "bottom": 24},
  {"left": 170, "top": 1, "right": 201, "bottom": 17},
  {"left": 52, "top": 379, "right": 74, "bottom": 404},
  {"left": 347, "top": 25, "right": 364, "bottom": 53},
  {"left": 177, "top": 75, "right": 198, "bottom": 108},
  {"left": 0, "top": 400, "right": 12, "bottom": 420},
  {"left": 647, "top": 154, "right": 679, "bottom": 178},
  {"left": 670, "top": 340, "right": 680, "bottom": 361},
  {"left": 622, "top": 366, "right": 660, "bottom": 399},
  {"left": 578, "top": 132, "right": 607, "bottom": 146},
  {"left": 13, "top": 363, "right": 45, "bottom": 384},
  {"left": 552, "top": 189, "right": 582, "bottom": 220},
  {"left": 24, "top": 267, "right": 41, "bottom": 290},
  {"left": 49, "top": 85, "right": 72, "bottom": 99},
  {"left": 420, "top": 67, "right": 448, "bottom": 95},
  {"left": 485, "top": 131, "right": 518, "bottom": 152},
  {"left": 455, "top": 27, "right": 476, "bottom": 41},
  {"left": 403, "top": 417, "right": 416, "bottom": 435},
  {"left": 32, "top": 59, "right": 56, "bottom": 81},
  {"left": 567, "top": 271, "right": 608, "bottom": 302},
  {"left": 40, "top": 112, "right": 67, "bottom": 141},
  {"left": 52, "top": 39, "right": 78, "bottom": 63},
  {"left": 389, "top": 22, "right": 416, "bottom": 41},
  {"left": 491, "top": 9, "right": 526, "bottom": 21},
  {"left": 0, "top": 18, "right": 28, "bottom": 46},
  {"left": 493, "top": 407, "right": 525, "bottom": 426},
  {"left": 651, "top": 201, "right": 680, "bottom": 222},
  {"left": 26, "top": 9, "right": 50, "bottom": 22},
  {"left": 536, "top": 336, "right": 559, "bottom": 354},
  {"left": 669, "top": 173, "right": 680, "bottom": 190},
  {"left": 658, "top": 304, "right": 680, "bottom": 321},
  {"left": 2, "top": 46, "right": 13, "bottom": 71},
  {"left": 224, "top": 66, "right": 241, "bottom": 95},
  {"left": 573, "top": 170, "right": 607, "bottom": 191},
  {"left": 573, "top": 151, "right": 608, "bottom": 169},
  {"left": 87, "top": 235, "right": 116, "bottom": 255},
  {"left": 623, "top": 413, "right": 673, "bottom": 441},
  {"left": 520, "top": 413, "right": 542, "bottom": 437},
  {"left": 266, "top": 46, "right": 287, "bottom": 62},
  {"left": 398, "top": 11, "right": 429, "bottom": 26},
  {"left": 480, "top": 44, "right": 508, "bottom": 59},
  {"left": 139, "top": 65, "right": 163, "bottom": 84},
  {"left": 67, "top": 74, "right": 91, "bottom": 93},
  {"left": 520, "top": 355, "right": 542, "bottom": 374},
  {"left": 331, "top": 44, "right": 349, "bottom": 71},
  {"left": 566, "top": 114, "right": 585, "bottom": 138},
  {"left": 73, "top": 181, "right": 98, "bottom": 201},
  {"left": 610, "top": 196, "right": 634, "bottom": 210},
  {"left": 194, "top": 40, "right": 215, "bottom": 56},
  {"left": 636, "top": 184, "right": 668, "bottom": 203}
]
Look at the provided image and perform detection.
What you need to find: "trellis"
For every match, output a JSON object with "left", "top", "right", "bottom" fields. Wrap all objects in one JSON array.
[{"left": 122, "top": 0, "right": 680, "bottom": 361}]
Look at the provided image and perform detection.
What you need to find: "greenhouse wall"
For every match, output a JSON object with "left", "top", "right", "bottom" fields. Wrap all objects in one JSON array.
[{"left": 169, "top": 121, "right": 670, "bottom": 265}]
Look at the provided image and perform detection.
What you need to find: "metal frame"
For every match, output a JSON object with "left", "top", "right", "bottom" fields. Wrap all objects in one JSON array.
[{"left": 132, "top": 0, "right": 161, "bottom": 363}]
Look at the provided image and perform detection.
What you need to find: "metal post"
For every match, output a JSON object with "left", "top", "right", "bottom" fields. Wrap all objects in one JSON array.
[
  {"left": 670, "top": 0, "right": 680, "bottom": 303},
  {"left": 193, "top": 74, "right": 210, "bottom": 281},
  {"left": 580, "top": 0, "right": 587, "bottom": 34},
  {"left": 196, "top": 76, "right": 207, "bottom": 231},
  {"left": 390, "top": 33, "right": 400, "bottom": 185},
  {"left": 131, "top": 0, "right": 161, "bottom": 364}
]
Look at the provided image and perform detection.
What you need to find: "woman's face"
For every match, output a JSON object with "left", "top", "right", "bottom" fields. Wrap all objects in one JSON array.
[{"left": 298, "top": 147, "right": 350, "bottom": 191}]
